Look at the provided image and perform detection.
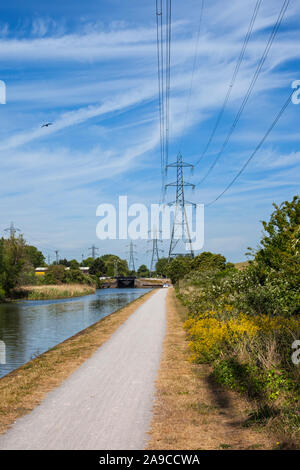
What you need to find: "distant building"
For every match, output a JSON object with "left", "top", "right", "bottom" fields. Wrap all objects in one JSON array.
[
  {"left": 35, "top": 267, "right": 47, "bottom": 276},
  {"left": 35, "top": 266, "right": 90, "bottom": 276},
  {"left": 80, "top": 267, "right": 90, "bottom": 274}
]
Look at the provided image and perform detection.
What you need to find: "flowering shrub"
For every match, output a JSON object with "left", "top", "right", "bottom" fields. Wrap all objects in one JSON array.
[
  {"left": 184, "top": 310, "right": 259, "bottom": 362},
  {"left": 178, "top": 197, "right": 300, "bottom": 444}
]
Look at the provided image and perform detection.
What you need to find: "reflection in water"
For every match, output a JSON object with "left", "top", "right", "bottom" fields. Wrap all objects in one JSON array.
[{"left": 0, "top": 288, "right": 150, "bottom": 378}]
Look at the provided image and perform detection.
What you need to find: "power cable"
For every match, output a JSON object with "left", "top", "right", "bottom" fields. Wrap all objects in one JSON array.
[
  {"left": 206, "top": 89, "right": 293, "bottom": 206},
  {"left": 195, "top": 0, "right": 289, "bottom": 186},
  {"left": 194, "top": 0, "right": 262, "bottom": 167}
]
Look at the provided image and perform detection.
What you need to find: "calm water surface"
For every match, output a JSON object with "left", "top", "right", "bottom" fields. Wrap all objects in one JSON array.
[{"left": 0, "top": 288, "right": 150, "bottom": 378}]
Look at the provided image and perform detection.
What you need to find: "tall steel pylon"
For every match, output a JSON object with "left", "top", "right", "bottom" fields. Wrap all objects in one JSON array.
[
  {"left": 147, "top": 229, "right": 163, "bottom": 273},
  {"left": 127, "top": 241, "right": 137, "bottom": 272},
  {"left": 89, "top": 245, "right": 99, "bottom": 260},
  {"left": 114, "top": 260, "right": 118, "bottom": 278},
  {"left": 4, "top": 222, "right": 20, "bottom": 238},
  {"left": 165, "top": 152, "right": 195, "bottom": 259}
]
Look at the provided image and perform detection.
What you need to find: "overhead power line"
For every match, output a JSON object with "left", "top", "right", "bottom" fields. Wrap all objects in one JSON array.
[
  {"left": 206, "top": 89, "right": 293, "bottom": 206},
  {"left": 195, "top": 0, "right": 289, "bottom": 187},
  {"left": 156, "top": 0, "right": 172, "bottom": 202},
  {"left": 194, "top": 0, "right": 262, "bottom": 167},
  {"left": 178, "top": 0, "right": 205, "bottom": 153},
  {"left": 156, "top": 0, "right": 165, "bottom": 197},
  {"left": 165, "top": 0, "right": 172, "bottom": 170}
]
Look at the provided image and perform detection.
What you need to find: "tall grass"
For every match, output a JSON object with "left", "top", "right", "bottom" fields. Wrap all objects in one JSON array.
[{"left": 14, "top": 284, "right": 95, "bottom": 300}]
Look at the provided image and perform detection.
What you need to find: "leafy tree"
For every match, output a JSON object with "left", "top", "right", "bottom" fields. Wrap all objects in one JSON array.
[
  {"left": 69, "top": 259, "right": 80, "bottom": 270},
  {"left": 81, "top": 257, "right": 94, "bottom": 267},
  {"left": 254, "top": 196, "right": 300, "bottom": 285},
  {"left": 100, "top": 254, "right": 129, "bottom": 277},
  {"left": 155, "top": 257, "right": 170, "bottom": 277},
  {"left": 137, "top": 264, "right": 150, "bottom": 278},
  {"left": 0, "top": 235, "right": 28, "bottom": 295},
  {"left": 191, "top": 252, "right": 227, "bottom": 272},
  {"left": 168, "top": 256, "right": 192, "bottom": 284},
  {"left": 43, "top": 264, "right": 66, "bottom": 284},
  {"left": 25, "top": 245, "right": 45, "bottom": 268},
  {"left": 58, "top": 258, "right": 69, "bottom": 267},
  {"left": 64, "top": 268, "right": 95, "bottom": 286},
  {"left": 89, "top": 258, "right": 106, "bottom": 277}
]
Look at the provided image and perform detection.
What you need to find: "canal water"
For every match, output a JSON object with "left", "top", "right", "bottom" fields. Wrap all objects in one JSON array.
[{"left": 0, "top": 288, "right": 151, "bottom": 378}]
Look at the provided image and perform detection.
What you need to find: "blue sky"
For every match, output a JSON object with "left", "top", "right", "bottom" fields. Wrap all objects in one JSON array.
[{"left": 0, "top": 0, "right": 299, "bottom": 266}]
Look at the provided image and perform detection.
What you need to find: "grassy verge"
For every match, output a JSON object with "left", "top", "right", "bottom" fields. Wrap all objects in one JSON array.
[
  {"left": 147, "top": 289, "right": 274, "bottom": 450},
  {"left": 179, "top": 278, "right": 300, "bottom": 449},
  {"left": 13, "top": 284, "right": 96, "bottom": 300},
  {"left": 0, "top": 289, "right": 155, "bottom": 436}
]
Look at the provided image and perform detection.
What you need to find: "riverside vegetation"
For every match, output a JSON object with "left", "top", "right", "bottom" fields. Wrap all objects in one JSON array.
[
  {"left": 0, "top": 233, "right": 158, "bottom": 301},
  {"left": 157, "top": 196, "right": 300, "bottom": 448},
  {"left": 0, "top": 235, "right": 141, "bottom": 300}
]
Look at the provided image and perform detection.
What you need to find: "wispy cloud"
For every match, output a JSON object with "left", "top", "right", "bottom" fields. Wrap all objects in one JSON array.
[{"left": 0, "top": 0, "right": 299, "bottom": 263}]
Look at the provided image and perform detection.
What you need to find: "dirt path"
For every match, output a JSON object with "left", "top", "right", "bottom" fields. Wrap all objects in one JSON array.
[
  {"left": 0, "top": 289, "right": 167, "bottom": 450},
  {"left": 147, "top": 289, "right": 274, "bottom": 450}
]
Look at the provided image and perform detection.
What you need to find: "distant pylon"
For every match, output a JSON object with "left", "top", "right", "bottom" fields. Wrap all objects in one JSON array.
[
  {"left": 4, "top": 222, "right": 20, "bottom": 238},
  {"left": 165, "top": 152, "right": 195, "bottom": 259},
  {"left": 114, "top": 260, "right": 118, "bottom": 278},
  {"left": 147, "top": 228, "right": 163, "bottom": 273},
  {"left": 127, "top": 241, "right": 137, "bottom": 272},
  {"left": 89, "top": 245, "right": 99, "bottom": 260},
  {"left": 55, "top": 250, "right": 59, "bottom": 264}
]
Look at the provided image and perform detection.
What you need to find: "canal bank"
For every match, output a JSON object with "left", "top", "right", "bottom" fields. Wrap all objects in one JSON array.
[
  {"left": 0, "top": 289, "right": 155, "bottom": 436},
  {"left": 0, "top": 288, "right": 151, "bottom": 378}
]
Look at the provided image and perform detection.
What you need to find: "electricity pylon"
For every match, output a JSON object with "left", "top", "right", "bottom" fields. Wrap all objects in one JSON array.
[
  {"left": 55, "top": 250, "right": 59, "bottom": 264},
  {"left": 165, "top": 152, "right": 195, "bottom": 259},
  {"left": 114, "top": 260, "right": 118, "bottom": 278},
  {"left": 127, "top": 241, "right": 137, "bottom": 272},
  {"left": 4, "top": 222, "right": 20, "bottom": 238},
  {"left": 89, "top": 245, "right": 99, "bottom": 260},
  {"left": 147, "top": 228, "right": 163, "bottom": 273}
]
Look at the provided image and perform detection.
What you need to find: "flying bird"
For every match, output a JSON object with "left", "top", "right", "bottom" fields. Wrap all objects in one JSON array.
[{"left": 41, "top": 122, "right": 53, "bottom": 128}]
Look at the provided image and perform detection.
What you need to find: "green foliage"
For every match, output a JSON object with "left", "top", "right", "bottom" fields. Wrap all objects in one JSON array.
[
  {"left": 89, "top": 258, "right": 106, "bottom": 277},
  {"left": 69, "top": 259, "right": 80, "bottom": 270},
  {"left": 100, "top": 255, "right": 129, "bottom": 277},
  {"left": 168, "top": 256, "right": 192, "bottom": 284},
  {"left": 43, "top": 264, "right": 95, "bottom": 286},
  {"left": 25, "top": 245, "right": 45, "bottom": 268},
  {"left": 178, "top": 196, "right": 300, "bottom": 441},
  {"left": 155, "top": 257, "right": 170, "bottom": 277},
  {"left": 43, "top": 264, "right": 66, "bottom": 284},
  {"left": 63, "top": 269, "right": 95, "bottom": 286},
  {"left": 137, "top": 264, "right": 150, "bottom": 277},
  {"left": 191, "top": 251, "right": 227, "bottom": 272},
  {"left": 81, "top": 257, "right": 94, "bottom": 268},
  {"left": 0, "top": 235, "right": 29, "bottom": 295},
  {"left": 255, "top": 195, "right": 299, "bottom": 276},
  {"left": 58, "top": 258, "right": 69, "bottom": 266}
]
